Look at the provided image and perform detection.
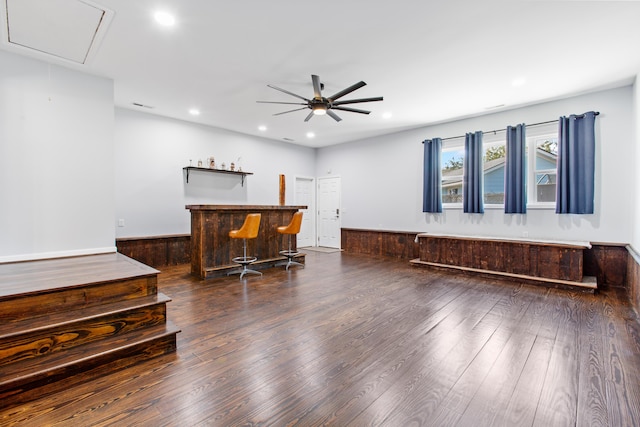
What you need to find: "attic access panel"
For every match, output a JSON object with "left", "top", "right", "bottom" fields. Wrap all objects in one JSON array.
[{"left": 5, "top": 0, "right": 109, "bottom": 64}]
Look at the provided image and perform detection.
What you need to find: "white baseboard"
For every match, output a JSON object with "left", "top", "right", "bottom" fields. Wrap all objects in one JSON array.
[{"left": 0, "top": 247, "right": 117, "bottom": 264}]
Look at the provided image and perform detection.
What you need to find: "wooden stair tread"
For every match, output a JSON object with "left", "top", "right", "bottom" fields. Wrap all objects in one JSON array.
[
  {"left": 0, "top": 293, "right": 172, "bottom": 339},
  {"left": 0, "top": 253, "right": 159, "bottom": 299},
  {"left": 0, "top": 321, "right": 181, "bottom": 387}
]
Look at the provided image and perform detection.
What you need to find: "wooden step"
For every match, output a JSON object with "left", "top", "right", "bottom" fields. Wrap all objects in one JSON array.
[
  {"left": 0, "top": 293, "right": 172, "bottom": 367},
  {"left": 0, "top": 253, "right": 160, "bottom": 321},
  {"left": 0, "top": 321, "right": 181, "bottom": 409}
]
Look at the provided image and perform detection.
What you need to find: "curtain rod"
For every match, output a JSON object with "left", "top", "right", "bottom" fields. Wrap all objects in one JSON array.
[{"left": 434, "top": 112, "right": 599, "bottom": 142}]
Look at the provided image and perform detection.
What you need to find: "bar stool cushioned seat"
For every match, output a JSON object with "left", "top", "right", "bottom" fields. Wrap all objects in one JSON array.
[
  {"left": 228, "top": 213, "right": 262, "bottom": 280},
  {"left": 276, "top": 211, "right": 304, "bottom": 270}
]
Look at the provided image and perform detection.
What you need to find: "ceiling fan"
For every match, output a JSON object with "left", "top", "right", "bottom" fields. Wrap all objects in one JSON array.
[{"left": 257, "top": 74, "right": 383, "bottom": 122}]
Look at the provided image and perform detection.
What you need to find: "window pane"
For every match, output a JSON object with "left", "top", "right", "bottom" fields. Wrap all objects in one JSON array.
[
  {"left": 536, "top": 172, "right": 556, "bottom": 202},
  {"left": 534, "top": 137, "right": 557, "bottom": 203},
  {"left": 483, "top": 142, "right": 506, "bottom": 204},
  {"left": 441, "top": 147, "right": 464, "bottom": 204}
]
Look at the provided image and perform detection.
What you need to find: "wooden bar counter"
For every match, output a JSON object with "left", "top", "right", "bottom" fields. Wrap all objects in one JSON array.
[{"left": 186, "top": 205, "right": 306, "bottom": 279}]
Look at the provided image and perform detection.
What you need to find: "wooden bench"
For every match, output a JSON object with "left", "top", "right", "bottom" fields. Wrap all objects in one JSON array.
[{"left": 410, "top": 233, "right": 597, "bottom": 291}]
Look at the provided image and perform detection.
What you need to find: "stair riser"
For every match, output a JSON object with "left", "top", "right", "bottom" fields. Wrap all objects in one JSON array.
[
  {"left": 0, "top": 276, "right": 158, "bottom": 322},
  {"left": 0, "top": 333, "right": 177, "bottom": 410},
  {"left": 0, "top": 304, "right": 167, "bottom": 367}
]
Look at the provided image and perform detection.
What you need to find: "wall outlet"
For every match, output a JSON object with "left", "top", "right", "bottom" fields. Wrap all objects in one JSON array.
[
  {"left": 118, "top": 219, "right": 125, "bottom": 227},
  {"left": 522, "top": 231, "right": 529, "bottom": 237}
]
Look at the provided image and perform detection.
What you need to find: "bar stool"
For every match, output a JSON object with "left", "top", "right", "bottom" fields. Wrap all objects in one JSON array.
[
  {"left": 228, "top": 213, "right": 262, "bottom": 280},
  {"left": 276, "top": 212, "right": 304, "bottom": 270}
]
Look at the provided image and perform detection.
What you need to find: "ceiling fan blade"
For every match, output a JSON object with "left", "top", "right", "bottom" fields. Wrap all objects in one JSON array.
[
  {"left": 267, "top": 84, "right": 311, "bottom": 102},
  {"left": 332, "top": 96, "right": 384, "bottom": 106},
  {"left": 274, "top": 107, "right": 309, "bottom": 116},
  {"left": 327, "top": 81, "right": 366, "bottom": 102},
  {"left": 304, "top": 111, "right": 315, "bottom": 122},
  {"left": 257, "top": 101, "right": 308, "bottom": 105},
  {"left": 326, "top": 110, "right": 343, "bottom": 122},
  {"left": 333, "top": 106, "right": 371, "bottom": 115},
  {"left": 311, "top": 75, "right": 322, "bottom": 99}
]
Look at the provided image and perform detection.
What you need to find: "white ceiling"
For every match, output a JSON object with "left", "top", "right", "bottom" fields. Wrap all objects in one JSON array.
[{"left": 2, "top": 0, "right": 639, "bottom": 148}]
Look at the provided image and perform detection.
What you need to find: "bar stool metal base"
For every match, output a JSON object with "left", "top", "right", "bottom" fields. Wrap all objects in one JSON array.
[
  {"left": 228, "top": 256, "right": 262, "bottom": 280},
  {"left": 276, "top": 250, "right": 304, "bottom": 271}
]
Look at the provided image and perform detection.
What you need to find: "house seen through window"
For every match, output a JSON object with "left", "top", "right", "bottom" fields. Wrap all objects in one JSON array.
[
  {"left": 529, "top": 135, "right": 557, "bottom": 204},
  {"left": 441, "top": 142, "right": 464, "bottom": 204}
]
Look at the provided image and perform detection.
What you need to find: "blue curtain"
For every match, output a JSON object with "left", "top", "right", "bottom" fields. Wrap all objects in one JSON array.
[
  {"left": 556, "top": 111, "right": 597, "bottom": 214},
  {"left": 422, "top": 138, "right": 442, "bottom": 213},
  {"left": 504, "top": 124, "right": 526, "bottom": 213},
  {"left": 463, "top": 131, "right": 484, "bottom": 213}
]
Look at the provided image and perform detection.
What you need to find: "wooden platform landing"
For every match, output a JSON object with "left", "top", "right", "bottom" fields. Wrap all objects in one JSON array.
[{"left": 0, "top": 253, "right": 180, "bottom": 409}]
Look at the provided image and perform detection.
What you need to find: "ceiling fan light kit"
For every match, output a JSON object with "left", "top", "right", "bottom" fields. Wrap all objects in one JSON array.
[
  {"left": 257, "top": 74, "right": 383, "bottom": 122},
  {"left": 312, "top": 104, "right": 327, "bottom": 115}
]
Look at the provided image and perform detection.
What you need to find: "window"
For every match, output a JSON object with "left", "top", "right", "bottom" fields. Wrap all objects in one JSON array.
[
  {"left": 441, "top": 140, "right": 464, "bottom": 204},
  {"left": 439, "top": 124, "right": 558, "bottom": 209},
  {"left": 527, "top": 131, "right": 557, "bottom": 205}
]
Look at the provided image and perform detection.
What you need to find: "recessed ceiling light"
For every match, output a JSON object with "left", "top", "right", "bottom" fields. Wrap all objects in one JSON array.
[
  {"left": 382, "top": 112, "right": 392, "bottom": 119},
  {"left": 258, "top": 125, "right": 267, "bottom": 131},
  {"left": 512, "top": 77, "right": 526, "bottom": 87},
  {"left": 189, "top": 108, "right": 200, "bottom": 116},
  {"left": 154, "top": 11, "right": 175, "bottom": 26},
  {"left": 306, "top": 132, "right": 315, "bottom": 138}
]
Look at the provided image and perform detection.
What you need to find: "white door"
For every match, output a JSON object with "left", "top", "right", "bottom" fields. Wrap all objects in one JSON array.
[
  {"left": 317, "top": 176, "right": 341, "bottom": 248},
  {"left": 294, "top": 176, "right": 315, "bottom": 247}
]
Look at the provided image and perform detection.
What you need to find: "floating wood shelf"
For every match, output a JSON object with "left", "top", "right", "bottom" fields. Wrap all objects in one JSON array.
[{"left": 183, "top": 166, "right": 253, "bottom": 186}]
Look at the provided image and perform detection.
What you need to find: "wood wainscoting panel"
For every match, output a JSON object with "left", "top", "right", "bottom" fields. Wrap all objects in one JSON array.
[
  {"left": 418, "top": 235, "right": 585, "bottom": 283},
  {"left": 584, "top": 243, "right": 628, "bottom": 289},
  {"left": 341, "top": 228, "right": 419, "bottom": 260},
  {"left": 628, "top": 247, "right": 640, "bottom": 317},
  {"left": 117, "top": 235, "right": 191, "bottom": 268}
]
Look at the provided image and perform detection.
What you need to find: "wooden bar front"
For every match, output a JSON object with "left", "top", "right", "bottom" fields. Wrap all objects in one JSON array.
[{"left": 186, "top": 205, "right": 306, "bottom": 279}]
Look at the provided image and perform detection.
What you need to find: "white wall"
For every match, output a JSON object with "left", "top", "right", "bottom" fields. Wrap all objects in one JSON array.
[
  {"left": 317, "top": 86, "right": 634, "bottom": 244},
  {"left": 114, "top": 108, "right": 316, "bottom": 237},
  {"left": 1, "top": 47, "right": 634, "bottom": 255},
  {"left": 0, "top": 51, "right": 115, "bottom": 262}
]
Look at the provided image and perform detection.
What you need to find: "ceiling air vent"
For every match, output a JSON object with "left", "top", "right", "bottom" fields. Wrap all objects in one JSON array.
[
  {"left": 132, "top": 102, "right": 154, "bottom": 109},
  {"left": 3, "top": 0, "right": 113, "bottom": 64}
]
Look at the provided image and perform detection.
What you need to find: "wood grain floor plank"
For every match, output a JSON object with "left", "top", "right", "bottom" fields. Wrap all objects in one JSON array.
[
  {"left": 532, "top": 293, "right": 582, "bottom": 426},
  {"left": 600, "top": 289, "right": 640, "bottom": 427},
  {"left": 454, "top": 287, "right": 552, "bottom": 426},
  {"left": 576, "top": 295, "right": 609, "bottom": 427}
]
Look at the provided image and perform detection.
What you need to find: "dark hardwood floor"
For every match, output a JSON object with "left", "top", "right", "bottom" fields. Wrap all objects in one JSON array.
[{"left": 2, "top": 251, "right": 640, "bottom": 426}]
